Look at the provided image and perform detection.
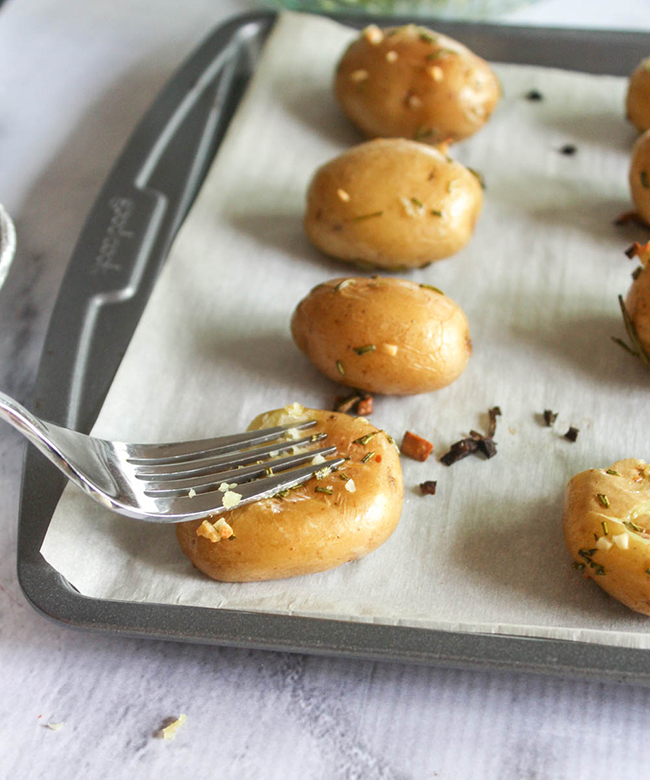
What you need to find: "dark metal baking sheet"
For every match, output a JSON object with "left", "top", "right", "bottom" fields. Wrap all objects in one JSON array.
[{"left": 16, "top": 10, "right": 650, "bottom": 683}]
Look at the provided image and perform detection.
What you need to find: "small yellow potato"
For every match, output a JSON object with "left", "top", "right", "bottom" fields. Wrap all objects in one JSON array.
[
  {"left": 630, "top": 130, "right": 650, "bottom": 225},
  {"left": 335, "top": 24, "right": 500, "bottom": 144},
  {"left": 622, "top": 241, "right": 650, "bottom": 358},
  {"left": 563, "top": 459, "right": 650, "bottom": 616},
  {"left": 290, "top": 277, "right": 471, "bottom": 395},
  {"left": 176, "top": 405, "right": 403, "bottom": 582},
  {"left": 626, "top": 58, "right": 650, "bottom": 133},
  {"left": 304, "top": 138, "right": 483, "bottom": 269}
]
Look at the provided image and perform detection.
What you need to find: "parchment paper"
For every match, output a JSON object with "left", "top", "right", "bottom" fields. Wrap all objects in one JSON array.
[{"left": 41, "top": 12, "right": 650, "bottom": 648}]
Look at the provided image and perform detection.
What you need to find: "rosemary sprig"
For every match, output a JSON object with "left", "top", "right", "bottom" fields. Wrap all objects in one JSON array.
[{"left": 612, "top": 295, "right": 650, "bottom": 365}]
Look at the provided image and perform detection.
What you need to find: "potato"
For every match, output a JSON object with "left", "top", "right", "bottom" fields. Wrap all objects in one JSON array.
[
  {"left": 304, "top": 138, "right": 483, "bottom": 269},
  {"left": 335, "top": 24, "right": 500, "bottom": 144},
  {"left": 176, "top": 405, "right": 403, "bottom": 582},
  {"left": 622, "top": 242, "right": 650, "bottom": 358},
  {"left": 626, "top": 58, "right": 650, "bottom": 133},
  {"left": 290, "top": 277, "right": 471, "bottom": 395},
  {"left": 630, "top": 130, "right": 650, "bottom": 225},
  {"left": 563, "top": 459, "right": 650, "bottom": 616}
]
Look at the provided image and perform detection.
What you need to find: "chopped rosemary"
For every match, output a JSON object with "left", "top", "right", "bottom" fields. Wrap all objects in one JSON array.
[
  {"left": 274, "top": 488, "right": 291, "bottom": 500},
  {"left": 632, "top": 266, "right": 643, "bottom": 281},
  {"left": 411, "top": 197, "right": 424, "bottom": 208},
  {"left": 430, "top": 209, "right": 443, "bottom": 217},
  {"left": 414, "top": 126, "right": 436, "bottom": 140},
  {"left": 597, "top": 494, "right": 610, "bottom": 508},
  {"left": 361, "top": 451, "right": 375, "bottom": 464},
  {"left": 642, "top": 171, "right": 650, "bottom": 189},
  {"left": 612, "top": 294, "right": 650, "bottom": 365},
  {"left": 487, "top": 406, "right": 502, "bottom": 438},
  {"left": 354, "top": 431, "right": 379, "bottom": 446},
  {"left": 334, "top": 279, "right": 355, "bottom": 292},
  {"left": 578, "top": 548, "right": 597, "bottom": 559},
  {"left": 419, "top": 31, "right": 436, "bottom": 43},
  {"left": 351, "top": 211, "right": 383, "bottom": 222},
  {"left": 339, "top": 472, "right": 350, "bottom": 481},
  {"left": 353, "top": 344, "right": 376, "bottom": 355},
  {"left": 336, "top": 360, "right": 345, "bottom": 376},
  {"left": 625, "top": 520, "right": 643, "bottom": 533},
  {"left": 315, "top": 485, "right": 333, "bottom": 495},
  {"left": 605, "top": 469, "right": 621, "bottom": 476},
  {"left": 265, "top": 467, "right": 274, "bottom": 477},
  {"left": 601, "top": 521, "right": 609, "bottom": 536},
  {"left": 420, "top": 283, "right": 444, "bottom": 294}
]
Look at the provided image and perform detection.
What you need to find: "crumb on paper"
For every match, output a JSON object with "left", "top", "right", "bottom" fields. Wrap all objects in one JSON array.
[
  {"left": 157, "top": 714, "right": 187, "bottom": 741},
  {"left": 401, "top": 431, "right": 434, "bottom": 462},
  {"left": 45, "top": 722, "right": 66, "bottom": 731}
]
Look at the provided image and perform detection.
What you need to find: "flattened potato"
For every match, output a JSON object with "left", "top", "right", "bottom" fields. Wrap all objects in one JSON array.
[
  {"left": 291, "top": 277, "right": 471, "bottom": 395},
  {"left": 564, "top": 459, "right": 650, "bottom": 615},
  {"left": 626, "top": 58, "right": 650, "bottom": 134},
  {"left": 335, "top": 24, "right": 500, "bottom": 144},
  {"left": 623, "top": 243, "right": 650, "bottom": 357},
  {"left": 304, "top": 138, "right": 483, "bottom": 269},
  {"left": 630, "top": 130, "right": 650, "bottom": 225},
  {"left": 176, "top": 405, "right": 403, "bottom": 582}
]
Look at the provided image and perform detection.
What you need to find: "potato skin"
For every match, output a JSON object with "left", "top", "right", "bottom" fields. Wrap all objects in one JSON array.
[
  {"left": 291, "top": 277, "right": 471, "bottom": 395},
  {"left": 626, "top": 58, "right": 650, "bottom": 134},
  {"left": 563, "top": 459, "right": 650, "bottom": 616},
  {"left": 304, "top": 138, "right": 483, "bottom": 269},
  {"left": 335, "top": 24, "right": 500, "bottom": 144},
  {"left": 176, "top": 407, "right": 403, "bottom": 582},
  {"left": 630, "top": 131, "right": 650, "bottom": 226},
  {"left": 624, "top": 259, "right": 650, "bottom": 354}
]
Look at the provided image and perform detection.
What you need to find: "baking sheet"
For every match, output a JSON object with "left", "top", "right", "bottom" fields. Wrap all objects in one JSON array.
[{"left": 40, "top": 12, "right": 650, "bottom": 649}]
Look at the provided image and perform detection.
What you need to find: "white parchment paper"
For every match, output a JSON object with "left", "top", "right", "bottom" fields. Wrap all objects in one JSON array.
[{"left": 41, "top": 12, "right": 650, "bottom": 648}]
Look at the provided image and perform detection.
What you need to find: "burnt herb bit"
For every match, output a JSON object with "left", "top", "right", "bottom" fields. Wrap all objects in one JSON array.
[
  {"left": 334, "top": 389, "right": 373, "bottom": 416},
  {"left": 487, "top": 406, "right": 502, "bottom": 438},
  {"left": 401, "top": 430, "right": 434, "bottom": 462},
  {"left": 440, "top": 437, "right": 480, "bottom": 466},
  {"left": 564, "top": 426, "right": 579, "bottom": 443},
  {"left": 542, "top": 409, "right": 558, "bottom": 427},
  {"left": 353, "top": 344, "right": 376, "bottom": 355},
  {"left": 632, "top": 266, "right": 644, "bottom": 281},
  {"left": 419, "top": 480, "right": 437, "bottom": 496},
  {"left": 559, "top": 144, "right": 577, "bottom": 156},
  {"left": 642, "top": 170, "right": 650, "bottom": 189},
  {"left": 525, "top": 89, "right": 544, "bottom": 101},
  {"left": 571, "top": 562, "right": 586, "bottom": 571},
  {"left": 357, "top": 396, "right": 373, "bottom": 416}
]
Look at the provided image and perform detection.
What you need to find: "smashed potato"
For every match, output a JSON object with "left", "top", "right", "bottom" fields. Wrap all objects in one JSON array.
[
  {"left": 626, "top": 58, "right": 650, "bottom": 134},
  {"left": 176, "top": 406, "right": 403, "bottom": 582}
]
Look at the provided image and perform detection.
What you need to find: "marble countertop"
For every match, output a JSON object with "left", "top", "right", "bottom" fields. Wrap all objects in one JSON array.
[{"left": 2, "top": 1, "right": 650, "bottom": 778}]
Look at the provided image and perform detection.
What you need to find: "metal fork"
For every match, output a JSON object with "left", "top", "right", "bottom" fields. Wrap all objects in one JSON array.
[{"left": 0, "top": 392, "right": 344, "bottom": 522}]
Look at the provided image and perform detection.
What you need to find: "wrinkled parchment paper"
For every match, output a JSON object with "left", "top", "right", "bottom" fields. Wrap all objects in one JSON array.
[{"left": 41, "top": 12, "right": 650, "bottom": 648}]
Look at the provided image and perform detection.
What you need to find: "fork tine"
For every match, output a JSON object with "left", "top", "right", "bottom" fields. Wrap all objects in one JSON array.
[
  {"left": 133, "top": 433, "right": 326, "bottom": 479},
  {"left": 124, "top": 420, "right": 317, "bottom": 464},
  {"left": 152, "top": 457, "right": 347, "bottom": 521},
  {"left": 142, "top": 445, "right": 338, "bottom": 496}
]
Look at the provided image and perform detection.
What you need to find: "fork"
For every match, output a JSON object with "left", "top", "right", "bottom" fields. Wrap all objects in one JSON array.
[{"left": 0, "top": 391, "right": 344, "bottom": 522}]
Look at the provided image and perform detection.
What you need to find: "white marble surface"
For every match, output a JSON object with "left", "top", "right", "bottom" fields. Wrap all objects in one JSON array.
[{"left": 1, "top": 1, "right": 650, "bottom": 778}]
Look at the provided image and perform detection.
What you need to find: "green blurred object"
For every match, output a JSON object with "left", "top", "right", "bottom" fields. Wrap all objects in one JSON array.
[{"left": 269, "top": 0, "right": 540, "bottom": 19}]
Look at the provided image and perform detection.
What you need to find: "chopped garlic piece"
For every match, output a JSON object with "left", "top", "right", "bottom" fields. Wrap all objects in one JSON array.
[
  {"left": 222, "top": 491, "right": 242, "bottom": 510},
  {"left": 379, "top": 343, "right": 398, "bottom": 356},
  {"left": 351, "top": 69, "right": 369, "bottom": 83},
  {"left": 386, "top": 50, "right": 398, "bottom": 63},
  {"left": 46, "top": 722, "right": 66, "bottom": 731},
  {"left": 427, "top": 65, "right": 444, "bottom": 81},
  {"left": 213, "top": 518, "right": 234, "bottom": 539},
  {"left": 315, "top": 467, "right": 332, "bottom": 480},
  {"left": 345, "top": 479, "right": 357, "bottom": 493},
  {"left": 613, "top": 533, "right": 630, "bottom": 549},
  {"left": 337, "top": 188, "right": 351, "bottom": 203},
  {"left": 595, "top": 536, "right": 613, "bottom": 551},
  {"left": 161, "top": 714, "right": 187, "bottom": 741},
  {"left": 311, "top": 454, "right": 326, "bottom": 465},
  {"left": 363, "top": 24, "right": 383, "bottom": 45},
  {"left": 188, "top": 488, "right": 196, "bottom": 498},
  {"left": 197, "top": 520, "right": 220, "bottom": 543}
]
